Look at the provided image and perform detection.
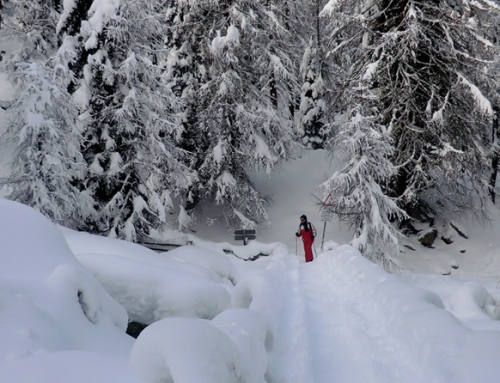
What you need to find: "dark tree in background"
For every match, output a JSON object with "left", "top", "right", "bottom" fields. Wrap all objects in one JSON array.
[
  {"left": 321, "top": 0, "right": 499, "bottom": 262},
  {"left": 297, "top": 0, "right": 330, "bottom": 149},
  {"left": 164, "top": 0, "right": 299, "bottom": 229}
]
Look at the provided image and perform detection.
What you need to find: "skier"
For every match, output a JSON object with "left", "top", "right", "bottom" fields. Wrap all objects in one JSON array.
[{"left": 296, "top": 215, "right": 316, "bottom": 262}]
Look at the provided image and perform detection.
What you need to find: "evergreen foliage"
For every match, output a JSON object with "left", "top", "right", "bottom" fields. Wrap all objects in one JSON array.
[
  {"left": 2, "top": 0, "right": 500, "bottom": 261},
  {"left": 321, "top": 84, "right": 406, "bottom": 262},
  {"left": 297, "top": 0, "right": 331, "bottom": 149},
  {"left": 0, "top": 0, "right": 85, "bottom": 226},
  {"left": 72, "top": 0, "right": 186, "bottom": 240},
  {"left": 3, "top": 0, "right": 61, "bottom": 60},
  {"left": 164, "top": 0, "right": 298, "bottom": 229},
  {"left": 1, "top": 59, "right": 85, "bottom": 226},
  {"left": 321, "top": 0, "right": 500, "bottom": 263},
  {"left": 298, "top": 38, "right": 327, "bottom": 149}
]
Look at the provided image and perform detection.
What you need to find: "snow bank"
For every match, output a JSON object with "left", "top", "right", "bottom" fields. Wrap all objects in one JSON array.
[
  {"left": 0, "top": 200, "right": 81, "bottom": 280},
  {"left": 232, "top": 243, "right": 314, "bottom": 382},
  {"left": 64, "top": 230, "right": 238, "bottom": 323},
  {"left": 4, "top": 196, "right": 500, "bottom": 383},
  {"left": 73, "top": 251, "right": 231, "bottom": 324},
  {"left": 212, "top": 308, "right": 272, "bottom": 383},
  {"left": 0, "top": 199, "right": 133, "bottom": 381},
  {"left": 445, "top": 282, "right": 500, "bottom": 325},
  {"left": 307, "top": 244, "right": 500, "bottom": 382},
  {"left": 164, "top": 245, "right": 236, "bottom": 282},
  {"left": 131, "top": 317, "right": 245, "bottom": 383},
  {"left": 0, "top": 351, "right": 140, "bottom": 383},
  {"left": 129, "top": 243, "right": 313, "bottom": 383}
]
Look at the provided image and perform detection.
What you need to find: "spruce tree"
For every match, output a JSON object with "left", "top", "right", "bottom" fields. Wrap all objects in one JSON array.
[
  {"left": 322, "top": 0, "right": 499, "bottom": 260},
  {"left": 298, "top": 38, "right": 327, "bottom": 149},
  {"left": 0, "top": 0, "right": 86, "bottom": 226},
  {"left": 164, "top": 0, "right": 298, "bottom": 229},
  {"left": 297, "top": 0, "right": 331, "bottom": 149},
  {"left": 71, "top": 0, "right": 185, "bottom": 240},
  {"left": 320, "top": 84, "right": 406, "bottom": 263}
]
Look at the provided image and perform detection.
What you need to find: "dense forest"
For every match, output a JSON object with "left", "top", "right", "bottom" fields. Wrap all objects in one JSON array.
[{"left": 1, "top": 0, "right": 499, "bottom": 265}]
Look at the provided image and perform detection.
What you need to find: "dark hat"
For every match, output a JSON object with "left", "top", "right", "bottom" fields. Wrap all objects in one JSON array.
[{"left": 300, "top": 215, "right": 307, "bottom": 220}]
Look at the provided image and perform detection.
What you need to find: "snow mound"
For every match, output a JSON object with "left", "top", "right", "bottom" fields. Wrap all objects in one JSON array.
[
  {"left": 75, "top": 252, "right": 231, "bottom": 324},
  {"left": 131, "top": 317, "right": 245, "bottom": 383},
  {"left": 64, "top": 229, "right": 234, "bottom": 323},
  {"left": 212, "top": 308, "right": 273, "bottom": 383},
  {"left": 445, "top": 282, "right": 500, "bottom": 323},
  {"left": 0, "top": 199, "right": 131, "bottom": 365},
  {"left": 164, "top": 245, "right": 236, "bottom": 282},
  {"left": 0, "top": 199, "right": 81, "bottom": 279}
]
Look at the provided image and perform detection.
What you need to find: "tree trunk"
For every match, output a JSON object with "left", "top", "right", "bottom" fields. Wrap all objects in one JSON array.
[
  {"left": 392, "top": 167, "right": 409, "bottom": 200},
  {"left": 490, "top": 156, "right": 498, "bottom": 204},
  {"left": 269, "top": 70, "right": 278, "bottom": 109},
  {"left": 490, "top": 107, "right": 499, "bottom": 204}
]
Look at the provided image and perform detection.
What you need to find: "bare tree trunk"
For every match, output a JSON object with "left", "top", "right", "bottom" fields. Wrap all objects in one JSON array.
[
  {"left": 269, "top": 70, "right": 278, "bottom": 109},
  {"left": 316, "top": 0, "right": 321, "bottom": 49},
  {"left": 490, "top": 107, "right": 499, "bottom": 204}
]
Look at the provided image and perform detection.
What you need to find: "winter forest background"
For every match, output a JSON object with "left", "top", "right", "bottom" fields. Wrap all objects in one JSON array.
[{"left": 2, "top": 0, "right": 500, "bottom": 267}]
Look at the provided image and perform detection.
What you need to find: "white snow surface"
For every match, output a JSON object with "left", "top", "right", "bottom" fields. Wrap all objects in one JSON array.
[
  {"left": 3, "top": 150, "right": 500, "bottom": 382},
  {"left": 2, "top": 1, "right": 500, "bottom": 378}
]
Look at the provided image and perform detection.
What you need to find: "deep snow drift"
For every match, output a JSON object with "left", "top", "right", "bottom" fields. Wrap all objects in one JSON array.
[{"left": 2, "top": 196, "right": 500, "bottom": 382}]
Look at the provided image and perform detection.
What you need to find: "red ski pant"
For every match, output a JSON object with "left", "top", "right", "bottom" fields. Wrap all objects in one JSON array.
[{"left": 302, "top": 237, "right": 314, "bottom": 262}]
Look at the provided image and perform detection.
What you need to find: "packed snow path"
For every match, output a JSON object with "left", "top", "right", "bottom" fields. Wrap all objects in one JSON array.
[
  {"left": 300, "top": 253, "right": 416, "bottom": 382},
  {"left": 296, "top": 245, "right": 500, "bottom": 383}
]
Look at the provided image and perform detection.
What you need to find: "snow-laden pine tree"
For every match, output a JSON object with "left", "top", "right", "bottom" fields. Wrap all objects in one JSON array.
[
  {"left": 1, "top": 0, "right": 60, "bottom": 61},
  {"left": 71, "top": 0, "right": 186, "bottom": 240},
  {"left": 298, "top": 38, "right": 327, "bottom": 149},
  {"left": 297, "top": 0, "right": 330, "bottom": 149},
  {"left": 476, "top": 12, "right": 500, "bottom": 204},
  {"left": 261, "top": 0, "right": 305, "bottom": 119},
  {"left": 0, "top": 59, "right": 86, "bottom": 226},
  {"left": 322, "top": 0, "right": 499, "bottom": 252},
  {"left": 320, "top": 84, "right": 406, "bottom": 264},
  {"left": 164, "top": 0, "right": 298, "bottom": 229},
  {"left": 0, "top": 0, "right": 87, "bottom": 226},
  {"left": 56, "top": 0, "right": 93, "bottom": 36}
]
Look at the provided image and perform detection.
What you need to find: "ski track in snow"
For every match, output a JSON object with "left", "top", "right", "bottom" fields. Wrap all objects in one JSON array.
[{"left": 299, "top": 253, "right": 438, "bottom": 383}]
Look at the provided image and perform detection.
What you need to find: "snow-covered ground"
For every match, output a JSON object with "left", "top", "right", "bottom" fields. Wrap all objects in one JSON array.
[{"left": 2, "top": 150, "right": 500, "bottom": 382}]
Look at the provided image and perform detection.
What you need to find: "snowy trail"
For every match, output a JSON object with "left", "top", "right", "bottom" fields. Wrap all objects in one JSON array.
[
  {"left": 300, "top": 259, "right": 409, "bottom": 382},
  {"left": 298, "top": 246, "right": 460, "bottom": 383}
]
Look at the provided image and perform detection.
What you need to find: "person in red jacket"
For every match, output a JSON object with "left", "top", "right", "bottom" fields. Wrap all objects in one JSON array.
[{"left": 296, "top": 215, "right": 316, "bottom": 262}]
